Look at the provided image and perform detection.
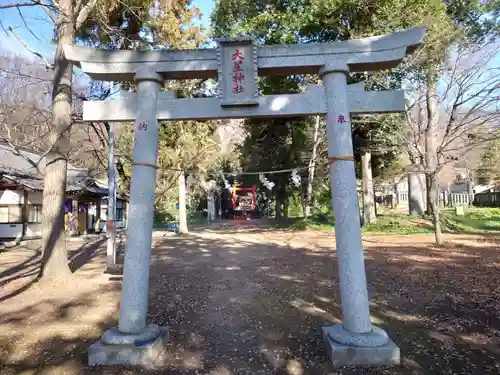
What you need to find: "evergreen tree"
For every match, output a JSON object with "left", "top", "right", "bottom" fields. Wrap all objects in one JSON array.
[
  {"left": 477, "top": 135, "right": 500, "bottom": 185},
  {"left": 211, "top": 0, "right": 414, "bottom": 218}
]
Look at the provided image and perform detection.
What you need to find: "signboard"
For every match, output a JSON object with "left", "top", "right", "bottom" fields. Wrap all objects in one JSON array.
[{"left": 217, "top": 37, "right": 259, "bottom": 107}]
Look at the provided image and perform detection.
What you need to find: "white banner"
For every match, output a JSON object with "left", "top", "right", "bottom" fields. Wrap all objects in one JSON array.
[
  {"left": 290, "top": 169, "right": 301, "bottom": 187},
  {"left": 221, "top": 174, "right": 233, "bottom": 194},
  {"left": 259, "top": 173, "right": 275, "bottom": 190},
  {"left": 186, "top": 174, "right": 195, "bottom": 191}
]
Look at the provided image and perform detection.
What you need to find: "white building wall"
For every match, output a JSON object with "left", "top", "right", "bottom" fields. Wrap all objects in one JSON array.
[
  {"left": 0, "top": 189, "right": 43, "bottom": 205},
  {"left": 0, "top": 189, "right": 44, "bottom": 240},
  {"left": 25, "top": 191, "right": 43, "bottom": 238},
  {"left": 1, "top": 189, "right": 126, "bottom": 239},
  {"left": 99, "top": 199, "right": 127, "bottom": 231},
  {"left": 0, "top": 189, "right": 23, "bottom": 204},
  {"left": 0, "top": 189, "right": 23, "bottom": 239},
  {"left": 27, "top": 191, "right": 43, "bottom": 204}
]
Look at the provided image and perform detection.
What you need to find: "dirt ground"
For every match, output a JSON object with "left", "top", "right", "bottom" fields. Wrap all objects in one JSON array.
[{"left": 0, "top": 225, "right": 499, "bottom": 375}]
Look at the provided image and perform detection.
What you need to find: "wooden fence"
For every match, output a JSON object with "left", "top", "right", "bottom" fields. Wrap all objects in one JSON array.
[{"left": 473, "top": 191, "right": 500, "bottom": 207}]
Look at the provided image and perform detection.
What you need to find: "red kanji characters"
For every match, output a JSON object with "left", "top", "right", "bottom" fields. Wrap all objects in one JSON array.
[
  {"left": 231, "top": 48, "right": 245, "bottom": 94},
  {"left": 337, "top": 115, "right": 347, "bottom": 124},
  {"left": 232, "top": 49, "right": 244, "bottom": 61},
  {"left": 137, "top": 121, "right": 148, "bottom": 131},
  {"left": 233, "top": 60, "right": 243, "bottom": 72},
  {"left": 233, "top": 72, "right": 245, "bottom": 85},
  {"left": 232, "top": 85, "right": 244, "bottom": 94}
]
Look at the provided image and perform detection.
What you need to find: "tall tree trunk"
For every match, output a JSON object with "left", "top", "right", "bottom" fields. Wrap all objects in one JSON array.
[
  {"left": 391, "top": 183, "right": 397, "bottom": 209},
  {"left": 299, "top": 186, "right": 306, "bottom": 217},
  {"left": 361, "top": 151, "right": 376, "bottom": 224},
  {"left": 425, "top": 76, "right": 443, "bottom": 245},
  {"left": 178, "top": 171, "right": 188, "bottom": 234},
  {"left": 38, "top": 1, "right": 74, "bottom": 282},
  {"left": 408, "top": 172, "right": 426, "bottom": 216},
  {"left": 467, "top": 167, "right": 474, "bottom": 206},
  {"left": 426, "top": 174, "right": 434, "bottom": 215},
  {"left": 305, "top": 115, "right": 321, "bottom": 217},
  {"left": 428, "top": 173, "right": 442, "bottom": 244},
  {"left": 275, "top": 192, "right": 284, "bottom": 219}
]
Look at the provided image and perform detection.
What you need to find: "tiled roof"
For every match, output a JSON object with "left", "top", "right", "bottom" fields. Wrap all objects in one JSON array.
[
  {"left": 0, "top": 143, "right": 113, "bottom": 196},
  {"left": 0, "top": 143, "right": 53, "bottom": 175}
]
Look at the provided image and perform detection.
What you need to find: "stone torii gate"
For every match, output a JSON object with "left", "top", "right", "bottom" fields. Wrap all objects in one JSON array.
[{"left": 64, "top": 26, "right": 425, "bottom": 367}]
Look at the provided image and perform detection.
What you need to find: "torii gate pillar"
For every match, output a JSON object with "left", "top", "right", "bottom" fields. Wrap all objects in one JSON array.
[
  {"left": 320, "top": 63, "right": 399, "bottom": 365},
  {"left": 88, "top": 68, "right": 169, "bottom": 365},
  {"left": 65, "top": 26, "right": 425, "bottom": 368}
]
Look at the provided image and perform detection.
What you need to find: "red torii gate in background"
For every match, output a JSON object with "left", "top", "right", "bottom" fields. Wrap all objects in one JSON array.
[{"left": 232, "top": 183, "right": 256, "bottom": 222}]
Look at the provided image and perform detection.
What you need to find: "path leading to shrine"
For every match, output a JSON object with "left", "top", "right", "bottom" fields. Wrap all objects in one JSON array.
[{"left": 0, "top": 227, "right": 499, "bottom": 374}]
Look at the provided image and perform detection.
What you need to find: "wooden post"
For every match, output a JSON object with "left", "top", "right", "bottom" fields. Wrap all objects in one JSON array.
[
  {"left": 95, "top": 199, "right": 101, "bottom": 232},
  {"left": 22, "top": 190, "right": 28, "bottom": 239},
  {"left": 72, "top": 198, "right": 79, "bottom": 236}
]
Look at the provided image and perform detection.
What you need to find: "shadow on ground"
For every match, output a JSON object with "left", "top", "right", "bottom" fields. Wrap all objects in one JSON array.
[
  {"left": 0, "top": 230, "right": 499, "bottom": 375},
  {"left": 0, "top": 237, "right": 107, "bottom": 303}
]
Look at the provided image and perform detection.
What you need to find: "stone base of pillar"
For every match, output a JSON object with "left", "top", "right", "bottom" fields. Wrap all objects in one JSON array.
[
  {"left": 88, "top": 325, "right": 169, "bottom": 366},
  {"left": 322, "top": 325, "right": 400, "bottom": 366},
  {"left": 104, "top": 264, "right": 123, "bottom": 275}
]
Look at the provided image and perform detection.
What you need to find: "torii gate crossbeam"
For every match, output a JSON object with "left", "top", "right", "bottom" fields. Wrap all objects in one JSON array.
[{"left": 83, "top": 83, "right": 405, "bottom": 122}]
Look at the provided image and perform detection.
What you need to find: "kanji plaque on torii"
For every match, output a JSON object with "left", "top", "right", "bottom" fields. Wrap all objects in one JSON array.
[{"left": 217, "top": 37, "right": 258, "bottom": 106}]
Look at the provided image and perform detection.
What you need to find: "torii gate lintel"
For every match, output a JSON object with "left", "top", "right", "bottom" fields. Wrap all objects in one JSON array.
[{"left": 64, "top": 27, "right": 424, "bottom": 82}]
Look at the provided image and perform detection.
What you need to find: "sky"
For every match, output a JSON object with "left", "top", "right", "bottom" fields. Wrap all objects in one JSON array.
[
  {"left": 0, "top": 0, "right": 497, "bottom": 107},
  {"left": 0, "top": 0, "right": 215, "bottom": 59}
]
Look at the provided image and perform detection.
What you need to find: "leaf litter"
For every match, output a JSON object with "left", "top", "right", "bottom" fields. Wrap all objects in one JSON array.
[{"left": 0, "top": 227, "right": 498, "bottom": 375}]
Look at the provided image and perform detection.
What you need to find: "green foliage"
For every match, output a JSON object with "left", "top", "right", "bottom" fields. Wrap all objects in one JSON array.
[
  {"left": 312, "top": 183, "right": 334, "bottom": 213},
  {"left": 84, "top": 0, "right": 222, "bottom": 222},
  {"left": 237, "top": 117, "right": 314, "bottom": 218},
  {"left": 287, "top": 193, "right": 304, "bottom": 217},
  {"left": 211, "top": 0, "right": 423, "bottom": 215},
  {"left": 78, "top": 0, "right": 204, "bottom": 49},
  {"left": 274, "top": 212, "right": 335, "bottom": 231},
  {"left": 153, "top": 210, "right": 175, "bottom": 227},
  {"left": 476, "top": 135, "right": 500, "bottom": 185},
  {"left": 445, "top": 0, "right": 500, "bottom": 44},
  {"left": 366, "top": 209, "right": 500, "bottom": 234},
  {"left": 440, "top": 208, "right": 500, "bottom": 232},
  {"left": 117, "top": 118, "right": 222, "bottom": 219},
  {"left": 212, "top": 0, "right": 405, "bottom": 43},
  {"left": 352, "top": 114, "right": 406, "bottom": 179},
  {"left": 363, "top": 215, "right": 433, "bottom": 234},
  {"left": 463, "top": 207, "right": 500, "bottom": 221},
  {"left": 275, "top": 207, "right": 500, "bottom": 233}
]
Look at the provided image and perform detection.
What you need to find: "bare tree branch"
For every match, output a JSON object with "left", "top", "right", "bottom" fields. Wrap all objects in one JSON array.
[
  {"left": 0, "top": 1, "right": 53, "bottom": 9},
  {"left": 38, "top": 0, "right": 56, "bottom": 23},
  {"left": 7, "top": 27, "right": 54, "bottom": 70},
  {"left": 15, "top": 6, "right": 46, "bottom": 46},
  {"left": 75, "top": 0, "right": 98, "bottom": 31}
]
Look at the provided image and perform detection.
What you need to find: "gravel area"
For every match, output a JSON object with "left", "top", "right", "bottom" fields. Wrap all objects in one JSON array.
[{"left": 0, "top": 227, "right": 499, "bottom": 375}]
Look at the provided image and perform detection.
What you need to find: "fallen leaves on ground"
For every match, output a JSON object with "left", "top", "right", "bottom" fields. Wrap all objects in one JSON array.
[{"left": 0, "top": 225, "right": 499, "bottom": 375}]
